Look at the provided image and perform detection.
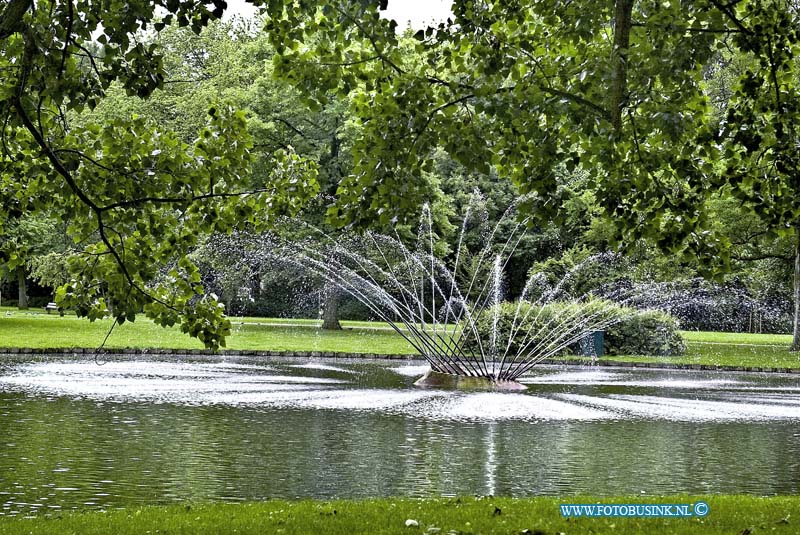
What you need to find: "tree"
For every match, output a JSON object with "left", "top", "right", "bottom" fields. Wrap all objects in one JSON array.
[
  {"left": 0, "top": 213, "right": 68, "bottom": 309},
  {"left": 706, "top": 10, "right": 800, "bottom": 348},
  {"left": 265, "top": 1, "right": 800, "bottom": 349},
  {"left": 131, "top": 21, "right": 364, "bottom": 328},
  {"left": 0, "top": 1, "right": 319, "bottom": 348},
  {"left": 266, "top": 1, "right": 714, "bottom": 233}
]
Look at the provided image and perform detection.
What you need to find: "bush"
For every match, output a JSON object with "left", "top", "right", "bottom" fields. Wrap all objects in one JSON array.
[
  {"left": 468, "top": 299, "right": 626, "bottom": 358},
  {"left": 604, "top": 309, "right": 686, "bottom": 356},
  {"left": 468, "top": 300, "right": 685, "bottom": 358}
]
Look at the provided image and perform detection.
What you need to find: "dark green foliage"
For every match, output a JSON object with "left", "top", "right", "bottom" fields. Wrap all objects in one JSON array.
[
  {"left": 334, "top": 295, "right": 377, "bottom": 322},
  {"left": 265, "top": 1, "right": 724, "bottom": 252},
  {"left": 605, "top": 310, "right": 686, "bottom": 357},
  {"left": 527, "top": 248, "right": 632, "bottom": 300}
]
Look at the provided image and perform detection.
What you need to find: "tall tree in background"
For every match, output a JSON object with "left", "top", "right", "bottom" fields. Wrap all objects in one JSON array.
[{"left": 0, "top": 214, "right": 68, "bottom": 309}]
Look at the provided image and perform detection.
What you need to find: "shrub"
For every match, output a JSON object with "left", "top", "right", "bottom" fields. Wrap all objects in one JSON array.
[
  {"left": 604, "top": 309, "right": 686, "bottom": 356},
  {"left": 468, "top": 300, "right": 685, "bottom": 358},
  {"left": 467, "top": 299, "right": 626, "bottom": 359}
]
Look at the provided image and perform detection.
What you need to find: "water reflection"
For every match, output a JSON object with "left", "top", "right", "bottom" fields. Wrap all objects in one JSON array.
[{"left": 0, "top": 355, "right": 798, "bottom": 516}]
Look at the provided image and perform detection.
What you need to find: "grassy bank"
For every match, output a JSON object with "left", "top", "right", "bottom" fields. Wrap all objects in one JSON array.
[
  {"left": 0, "top": 307, "right": 417, "bottom": 354},
  {"left": 591, "top": 330, "right": 800, "bottom": 369},
  {"left": 2, "top": 306, "right": 799, "bottom": 368},
  {"left": 0, "top": 496, "right": 797, "bottom": 535}
]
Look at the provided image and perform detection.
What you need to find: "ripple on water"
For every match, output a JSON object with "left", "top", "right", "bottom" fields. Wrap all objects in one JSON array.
[
  {"left": 1, "top": 359, "right": 798, "bottom": 422},
  {"left": 290, "top": 363, "right": 358, "bottom": 374},
  {"left": 405, "top": 392, "right": 613, "bottom": 422},
  {"left": 523, "top": 370, "right": 746, "bottom": 390},
  {"left": 557, "top": 393, "right": 800, "bottom": 421},
  {"left": 0, "top": 360, "right": 348, "bottom": 406}
]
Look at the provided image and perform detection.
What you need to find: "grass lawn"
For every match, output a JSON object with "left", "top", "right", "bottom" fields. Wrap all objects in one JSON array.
[
  {"left": 681, "top": 330, "right": 794, "bottom": 345},
  {"left": 0, "top": 307, "right": 416, "bottom": 354},
  {"left": 593, "top": 345, "right": 800, "bottom": 369},
  {"left": 0, "top": 495, "right": 796, "bottom": 535},
  {"left": 584, "top": 330, "right": 800, "bottom": 369},
  {"left": 2, "top": 306, "right": 800, "bottom": 368}
]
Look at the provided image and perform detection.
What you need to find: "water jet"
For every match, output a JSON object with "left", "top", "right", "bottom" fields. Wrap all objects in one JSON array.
[{"left": 252, "top": 193, "right": 633, "bottom": 389}]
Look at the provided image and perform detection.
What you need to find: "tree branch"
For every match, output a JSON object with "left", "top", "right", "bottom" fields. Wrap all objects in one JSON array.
[
  {"left": 12, "top": 96, "right": 175, "bottom": 312},
  {"left": 537, "top": 85, "right": 610, "bottom": 120},
  {"left": 708, "top": 0, "right": 754, "bottom": 36},
  {"left": 74, "top": 42, "right": 103, "bottom": 81},
  {"left": 334, "top": 4, "right": 404, "bottom": 75},
  {"left": 53, "top": 147, "right": 137, "bottom": 175},
  {"left": 314, "top": 54, "right": 381, "bottom": 67},
  {"left": 97, "top": 188, "right": 280, "bottom": 213},
  {"left": 765, "top": 33, "right": 782, "bottom": 110},
  {"left": 12, "top": 98, "right": 100, "bottom": 212},
  {"left": 272, "top": 117, "right": 308, "bottom": 139},
  {"left": 730, "top": 228, "right": 770, "bottom": 245},
  {"left": 58, "top": 1, "right": 74, "bottom": 77},
  {"left": 631, "top": 22, "right": 743, "bottom": 34},
  {"left": 412, "top": 93, "right": 475, "bottom": 146}
]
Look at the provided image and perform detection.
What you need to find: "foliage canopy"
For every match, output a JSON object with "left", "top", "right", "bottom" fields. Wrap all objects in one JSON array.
[
  {"left": 0, "top": 0, "right": 319, "bottom": 347},
  {"left": 265, "top": 0, "right": 800, "bottom": 273}
]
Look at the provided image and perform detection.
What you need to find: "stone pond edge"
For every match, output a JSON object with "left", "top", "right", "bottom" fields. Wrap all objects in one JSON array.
[{"left": 1, "top": 346, "right": 799, "bottom": 375}]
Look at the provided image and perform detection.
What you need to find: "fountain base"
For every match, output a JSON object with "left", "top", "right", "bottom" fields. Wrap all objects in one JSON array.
[{"left": 413, "top": 370, "right": 527, "bottom": 391}]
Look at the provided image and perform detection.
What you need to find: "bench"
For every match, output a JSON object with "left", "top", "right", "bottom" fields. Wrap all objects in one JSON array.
[{"left": 44, "top": 302, "right": 62, "bottom": 316}]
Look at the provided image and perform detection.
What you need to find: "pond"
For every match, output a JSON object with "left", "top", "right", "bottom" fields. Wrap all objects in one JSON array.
[{"left": 1, "top": 354, "right": 799, "bottom": 516}]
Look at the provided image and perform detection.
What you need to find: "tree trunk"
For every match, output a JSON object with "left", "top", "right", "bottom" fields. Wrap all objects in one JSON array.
[
  {"left": 0, "top": 0, "right": 32, "bottom": 39},
  {"left": 610, "top": 0, "right": 634, "bottom": 135},
  {"left": 16, "top": 266, "right": 28, "bottom": 310},
  {"left": 321, "top": 286, "right": 342, "bottom": 330},
  {"left": 792, "top": 225, "right": 800, "bottom": 350}
]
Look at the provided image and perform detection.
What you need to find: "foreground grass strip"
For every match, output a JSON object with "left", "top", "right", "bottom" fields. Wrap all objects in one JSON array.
[{"left": 0, "top": 496, "right": 797, "bottom": 535}]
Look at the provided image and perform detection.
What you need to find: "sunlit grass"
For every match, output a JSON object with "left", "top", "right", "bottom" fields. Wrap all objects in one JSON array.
[
  {"left": 0, "top": 496, "right": 796, "bottom": 535},
  {"left": 0, "top": 308, "right": 416, "bottom": 355},
  {"left": 680, "top": 330, "right": 794, "bottom": 346},
  {"left": 587, "top": 330, "right": 800, "bottom": 369},
  {"left": 1, "top": 307, "right": 799, "bottom": 368}
]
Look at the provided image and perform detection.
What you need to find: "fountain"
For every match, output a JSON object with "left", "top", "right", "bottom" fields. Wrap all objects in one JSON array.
[{"left": 242, "top": 193, "right": 633, "bottom": 391}]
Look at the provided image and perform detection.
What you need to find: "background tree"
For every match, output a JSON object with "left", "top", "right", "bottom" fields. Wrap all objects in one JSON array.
[{"left": 0, "top": 214, "right": 67, "bottom": 309}]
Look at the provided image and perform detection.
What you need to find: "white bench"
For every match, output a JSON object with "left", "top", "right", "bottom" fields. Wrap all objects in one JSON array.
[{"left": 44, "top": 302, "right": 60, "bottom": 315}]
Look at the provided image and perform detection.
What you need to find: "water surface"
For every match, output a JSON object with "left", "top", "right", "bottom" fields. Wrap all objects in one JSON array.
[{"left": 1, "top": 354, "right": 798, "bottom": 516}]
